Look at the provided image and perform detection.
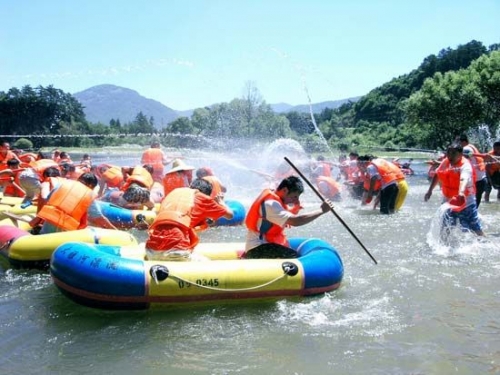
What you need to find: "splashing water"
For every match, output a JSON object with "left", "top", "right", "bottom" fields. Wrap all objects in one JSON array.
[
  {"left": 466, "top": 124, "right": 499, "bottom": 152},
  {"left": 261, "top": 138, "right": 308, "bottom": 173},
  {"left": 426, "top": 203, "right": 497, "bottom": 259},
  {"left": 302, "top": 82, "right": 335, "bottom": 156}
]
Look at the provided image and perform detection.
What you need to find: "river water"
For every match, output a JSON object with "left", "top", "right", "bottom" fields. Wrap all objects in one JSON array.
[{"left": 1, "top": 151, "right": 499, "bottom": 375}]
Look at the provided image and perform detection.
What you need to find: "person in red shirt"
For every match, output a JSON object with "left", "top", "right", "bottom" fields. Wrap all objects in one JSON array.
[{"left": 146, "top": 178, "right": 233, "bottom": 261}]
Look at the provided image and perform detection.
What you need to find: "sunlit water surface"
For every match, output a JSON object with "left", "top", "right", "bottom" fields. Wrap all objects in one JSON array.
[{"left": 1, "top": 152, "right": 499, "bottom": 375}]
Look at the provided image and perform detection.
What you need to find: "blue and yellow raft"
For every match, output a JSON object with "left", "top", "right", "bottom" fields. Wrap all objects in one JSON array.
[
  {"left": 0, "top": 225, "right": 138, "bottom": 269},
  {"left": 93, "top": 199, "right": 246, "bottom": 229},
  {"left": 50, "top": 237, "right": 344, "bottom": 310}
]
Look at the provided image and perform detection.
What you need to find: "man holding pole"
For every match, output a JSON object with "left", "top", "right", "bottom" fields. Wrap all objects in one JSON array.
[{"left": 244, "top": 176, "right": 332, "bottom": 258}]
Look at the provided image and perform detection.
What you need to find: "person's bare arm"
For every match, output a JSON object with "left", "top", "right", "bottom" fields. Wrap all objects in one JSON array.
[{"left": 286, "top": 200, "right": 331, "bottom": 227}]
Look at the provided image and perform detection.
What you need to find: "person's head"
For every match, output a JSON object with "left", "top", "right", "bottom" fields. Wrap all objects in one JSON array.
[
  {"left": 356, "top": 155, "right": 372, "bottom": 171},
  {"left": 276, "top": 176, "right": 304, "bottom": 205},
  {"left": 123, "top": 183, "right": 151, "bottom": 204},
  {"left": 82, "top": 153, "right": 90, "bottom": 160},
  {"left": 459, "top": 134, "right": 469, "bottom": 145},
  {"left": 190, "top": 178, "right": 213, "bottom": 196},
  {"left": 446, "top": 143, "right": 463, "bottom": 163},
  {"left": 7, "top": 158, "right": 20, "bottom": 168},
  {"left": 349, "top": 152, "right": 359, "bottom": 160},
  {"left": 151, "top": 140, "right": 160, "bottom": 148},
  {"left": 142, "top": 164, "right": 154, "bottom": 175},
  {"left": 60, "top": 163, "right": 72, "bottom": 174},
  {"left": 166, "top": 159, "right": 195, "bottom": 175},
  {"left": 493, "top": 141, "right": 500, "bottom": 154},
  {"left": 37, "top": 151, "right": 48, "bottom": 160},
  {"left": 59, "top": 151, "right": 69, "bottom": 159},
  {"left": 1, "top": 141, "right": 10, "bottom": 152},
  {"left": 462, "top": 146, "right": 473, "bottom": 158},
  {"left": 78, "top": 172, "right": 98, "bottom": 189},
  {"left": 317, "top": 155, "right": 325, "bottom": 161},
  {"left": 196, "top": 167, "right": 214, "bottom": 179},
  {"left": 43, "top": 166, "right": 61, "bottom": 178},
  {"left": 96, "top": 164, "right": 109, "bottom": 174}
]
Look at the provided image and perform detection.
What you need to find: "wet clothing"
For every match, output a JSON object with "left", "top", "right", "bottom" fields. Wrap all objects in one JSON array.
[{"left": 146, "top": 187, "right": 230, "bottom": 259}]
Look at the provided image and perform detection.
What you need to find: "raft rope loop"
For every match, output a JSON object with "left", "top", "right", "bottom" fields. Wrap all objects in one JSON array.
[{"left": 150, "top": 262, "right": 299, "bottom": 291}]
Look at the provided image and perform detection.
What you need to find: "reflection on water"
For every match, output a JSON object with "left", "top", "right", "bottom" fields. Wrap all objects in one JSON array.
[{"left": 1, "top": 150, "right": 500, "bottom": 374}]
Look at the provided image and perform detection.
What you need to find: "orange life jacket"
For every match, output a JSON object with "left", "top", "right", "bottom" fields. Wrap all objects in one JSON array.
[
  {"left": 122, "top": 166, "right": 153, "bottom": 191},
  {"left": 100, "top": 165, "right": 124, "bottom": 188},
  {"left": 370, "top": 158, "right": 399, "bottom": 186},
  {"left": 0, "top": 151, "right": 19, "bottom": 171},
  {"left": 487, "top": 150, "right": 500, "bottom": 174},
  {"left": 19, "top": 152, "right": 37, "bottom": 168},
  {"left": 163, "top": 172, "right": 190, "bottom": 196},
  {"left": 436, "top": 157, "right": 476, "bottom": 199},
  {"left": 467, "top": 144, "right": 486, "bottom": 172},
  {"left": 37, "top": 179, "right": 94, "bottom": 231},
  {"left": 141, "top": 148, "right": 164, "bottom": 170},
  {"left": 29, "top": 159, "right": 59, "bottom": 178},
  {"left": 202, "top": 175, "right": 223, "bottom": 198},
  {"left": 2, "top": 173, "right": 25, "bottom": 197},
  {"left": 363, "top": 173, "right": 382, "bottom": 192},
  {"left": 149, "top": 188, "right": 199, "bottom": 249},
  {"left": 245, "top": 189, "right": 290, "bottom": 247},
  {"left": 316, "top": 162, "right": 332, "bottom": 178},
  {"left": 316, "top": 176, "right": 341, "bottom": 198},
  {"left": 65, "top": 167, "right": 85, "bottom": 180}
]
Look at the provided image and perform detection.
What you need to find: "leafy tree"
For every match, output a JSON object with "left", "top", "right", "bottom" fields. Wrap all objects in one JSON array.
[
  {"left": 0, "top": 85, "right": 86, "bottom": 145},
  {"left": 352, "top": 40, "right": 488, "bottom": 130},
  {"left": 284, "top": 111, "right": 314, "bottom": 135},
  {"left": 13, "top": 138, "right": 33, "bottom": 150},
  {"left": 404, "top": 71, "right": 485, "bottom": 149}
]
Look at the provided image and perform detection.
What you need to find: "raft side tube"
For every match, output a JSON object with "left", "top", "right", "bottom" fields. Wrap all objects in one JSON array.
[
  {"left": 291, "top": 237, "right": 344, "bottom": 291},
  {"left": 51, "top": 242, "right": 146, "bottom": 296},
  {"left": 92, "top": 201, "right": 157, "bottom": 229}
]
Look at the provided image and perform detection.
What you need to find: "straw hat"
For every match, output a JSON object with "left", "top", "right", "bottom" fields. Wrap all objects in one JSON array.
[{"left": 166, "top": 159, "right": 195, "bottom": 174}]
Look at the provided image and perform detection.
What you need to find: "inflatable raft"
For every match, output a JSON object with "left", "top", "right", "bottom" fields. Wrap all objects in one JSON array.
[
  {"left": 0, "top": 225, "right": 138, "bottom": 269},
  {"left": 93, "top": 199, "right": 246, "bottom": 229},
  {"left": 0, "top": 194, "right": 37, "bottom": 219},
  {"left": 91, "top": 200, "right": 157, "bottom": 229},
  {"left": 50, "top": 237, "right": 343, "bottom": 310}
]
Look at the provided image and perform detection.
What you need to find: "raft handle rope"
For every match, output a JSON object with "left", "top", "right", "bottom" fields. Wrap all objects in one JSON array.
[{"left": 149, "top": 262, "right": 298, "bottom": 291}]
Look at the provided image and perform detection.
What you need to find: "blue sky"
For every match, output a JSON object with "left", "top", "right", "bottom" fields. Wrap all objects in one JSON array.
[{"left": 1, "top": 0, "right": 498, "bottom": 111}]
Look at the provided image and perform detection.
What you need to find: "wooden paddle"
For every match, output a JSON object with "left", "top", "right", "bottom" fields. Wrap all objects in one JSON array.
[
  {"left": 284, "top": 157, "right": 378, "bottom": 265},
  {"left": 0, "top": 211, "right": 35, "bottom": 228}
]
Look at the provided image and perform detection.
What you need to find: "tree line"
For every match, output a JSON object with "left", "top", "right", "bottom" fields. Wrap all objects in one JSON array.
[{"left": 1, "top": 40, "right": 499, "bottom": 153}]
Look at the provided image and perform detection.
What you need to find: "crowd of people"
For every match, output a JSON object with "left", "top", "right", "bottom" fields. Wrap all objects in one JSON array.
[{"left": 1, "top": 134, "right": 499, "bottom": 260}]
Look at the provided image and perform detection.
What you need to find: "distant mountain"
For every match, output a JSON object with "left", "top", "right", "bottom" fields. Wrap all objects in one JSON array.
[
  {"left": 73, "top": 84, "right": 179, "bottom": 127},
  {"left": 274, "top": 97, "right": 361, "bottom": 114},
  {"left": 269, "top": 102, "right": 294, "bottom": 113},
  {"left": 73, "top": 84, "right": 361, "bottom": 126}
]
